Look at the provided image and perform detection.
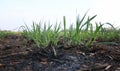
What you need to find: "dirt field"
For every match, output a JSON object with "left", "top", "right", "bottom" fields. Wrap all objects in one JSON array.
[{"left": 0, "top": 34, "right": 120, "bottom": 71}]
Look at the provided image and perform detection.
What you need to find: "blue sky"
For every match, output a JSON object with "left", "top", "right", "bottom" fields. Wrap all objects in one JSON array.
[{"left": 0, "top": 0, "right": 120, "bottom": 31}]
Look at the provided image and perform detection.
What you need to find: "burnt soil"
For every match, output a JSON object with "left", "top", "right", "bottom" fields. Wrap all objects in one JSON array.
[{"left": 0, "top": 34, "right": 120, "bottom": 71}]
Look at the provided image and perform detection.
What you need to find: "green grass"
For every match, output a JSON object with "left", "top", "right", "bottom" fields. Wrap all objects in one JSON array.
[
  {"left": 20, "top": 13, "right": 120, "bottom": 50},
  {"left": 0, "top": 13, "right": 119, "bottom": 57},
  {"left": 0, "top": 30, "right": 16, "bottom": 38},
  {"left": 21, "top": 22, "right": 61, "bottom": 48},
  {"left": 97, "top": 27, "right": 120, "bottom": 41}
]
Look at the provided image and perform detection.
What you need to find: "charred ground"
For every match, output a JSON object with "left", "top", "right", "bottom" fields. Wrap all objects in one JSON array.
[{"left": 0, "top": 34, "right": 120, "bottom": 71}]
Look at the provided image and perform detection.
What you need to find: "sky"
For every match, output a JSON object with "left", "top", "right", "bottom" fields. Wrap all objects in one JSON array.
[{"left": 0, "top": 0, "right": 120, "bottom": 31}]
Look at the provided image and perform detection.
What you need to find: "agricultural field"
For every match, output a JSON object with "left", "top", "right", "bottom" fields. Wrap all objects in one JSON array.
[{"left": 0, "top": 14, "right": 120, "bottom": 71}]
